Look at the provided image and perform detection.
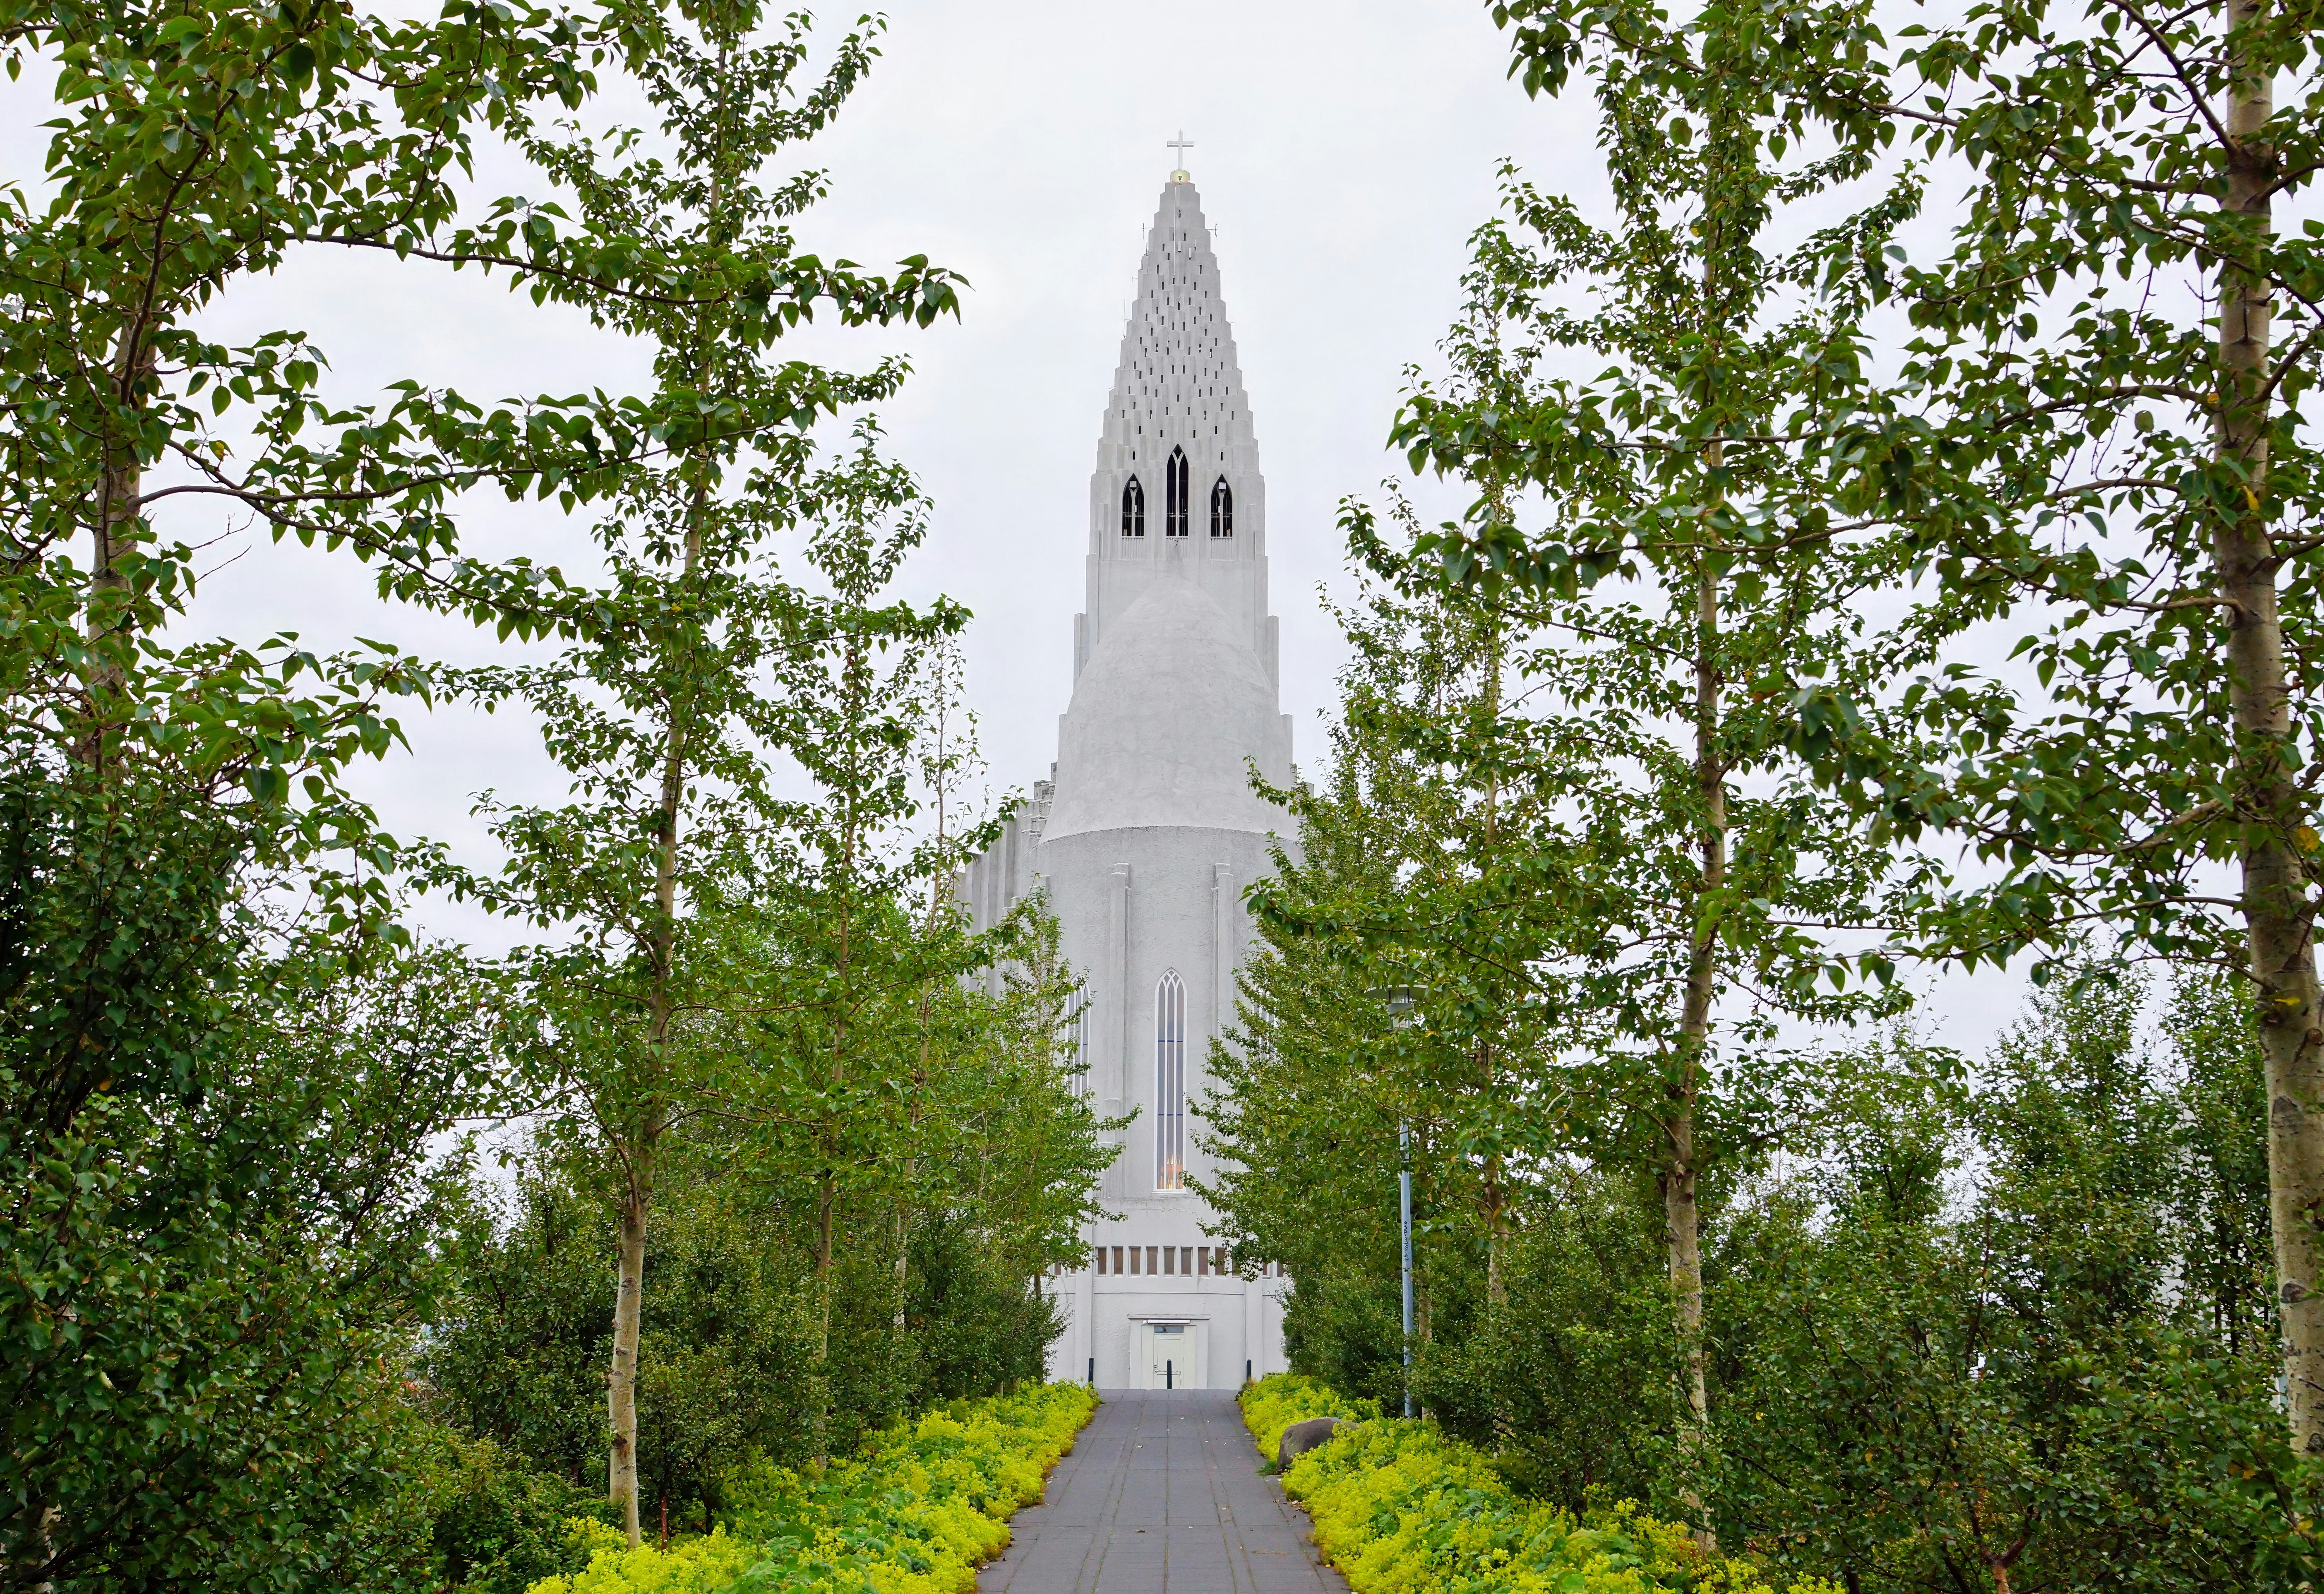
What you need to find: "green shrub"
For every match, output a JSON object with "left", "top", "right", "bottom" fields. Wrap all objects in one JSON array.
[
  {"left": 900, "top": 1215, "right": 1062, "bottom": 1405},
  {"left": 1239, "top": 1375, "right": 1834, "bottom": 1594},
  {"left": 1237, "top": 1372, "right": 1376, "bottom": 1463},
  {"left": 430, "top": 1174, "right": 1071, "bottom": 1538},
  {"left": 524, "top": 1382, "right": 1097, "bottom": 1594},
  {"left": 522, "top": 1522, "right": 762, "bottom": 1594},
  {"left": 414, "top": 1429, "right": 619, "bottom": 1594}
]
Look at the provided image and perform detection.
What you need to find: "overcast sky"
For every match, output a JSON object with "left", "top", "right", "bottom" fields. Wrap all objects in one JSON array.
[
  {"left": 787, "top": 0, "right": 1580, "bottom": 790},
  {"left": 3, "top": 0, "right": 2048, "bottom": 1051}
]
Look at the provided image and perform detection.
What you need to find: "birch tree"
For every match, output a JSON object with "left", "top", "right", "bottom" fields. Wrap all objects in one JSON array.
[
  {"left": 705, "top": 431, "right": 1093, "bottom": 1455},
  {"left": 1381, "top": 0, "right": 1916, "bottom": 1538},
  {"left": 1764, "top": 0, "right": 2324, "bottom": 1459},
  {"left": 1, "top": 0, "right": 739, "bottom": 1577},
  {"left": 439, "top": 3, "right": 955, "bottom": 1534}
]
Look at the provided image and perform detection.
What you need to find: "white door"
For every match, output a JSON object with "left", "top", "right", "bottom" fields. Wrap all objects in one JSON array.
[{"left": 1139, "top": 1323, "right": 1208, "bottom": 1389}]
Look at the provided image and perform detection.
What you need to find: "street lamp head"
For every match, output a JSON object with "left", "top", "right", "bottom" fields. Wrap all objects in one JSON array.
[{"left": 1364, "top": 984, "right": 1421, "bottom": 1025}]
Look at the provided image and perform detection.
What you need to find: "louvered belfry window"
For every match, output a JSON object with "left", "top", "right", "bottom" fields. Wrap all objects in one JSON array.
[
  {"left": 1155, "top": 970, "right": 1186, "bottom": 1189},
  {"left": 1164, "top": 447, "right": 1190, "bottom": 537},
  {"left": 1121, "top": 475, "right": 1145, "bottom": 537}
]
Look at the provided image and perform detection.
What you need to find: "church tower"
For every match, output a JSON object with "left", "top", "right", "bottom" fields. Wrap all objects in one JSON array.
[{"left": 959, "top": 169, "right": 1295, "bottom": 1388}]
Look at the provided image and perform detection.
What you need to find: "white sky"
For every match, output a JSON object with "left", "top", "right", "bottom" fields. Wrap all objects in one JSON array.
[
  {"left": 3, "top": 0, "right": 2043, "bottom": 1052},
  {"left": 792, "top": 0, "right": 1567, "bottom": 791}
]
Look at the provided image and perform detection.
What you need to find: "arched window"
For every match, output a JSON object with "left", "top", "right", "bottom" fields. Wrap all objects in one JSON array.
[
  {"left": 1155, "top": 970, "right": 1186, "bottom": 1190},
  {"left": 1121, "top": 475, "right": 1145, "bottom": 538},
  {"left": 1209, "top": 476, "right": 1234, "bottom": 538},
  {"left": 1164, "top": 447, "right": 1190, "bottom": 538}
]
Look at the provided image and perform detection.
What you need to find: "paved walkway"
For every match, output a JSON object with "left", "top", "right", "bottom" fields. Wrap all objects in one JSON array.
[{"left": 978, "top": 1390, "right": 1348, "bottom": 1594}]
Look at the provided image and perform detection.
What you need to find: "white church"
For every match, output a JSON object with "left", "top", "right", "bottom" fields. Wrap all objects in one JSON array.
[{"left": 958, "top": 168, "right": 1296, "bottom": 1390}]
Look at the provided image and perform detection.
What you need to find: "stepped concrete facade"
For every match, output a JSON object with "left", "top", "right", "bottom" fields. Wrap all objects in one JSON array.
[{"left": 958, "top": 172, "right": 1295, "bottom": 1390}]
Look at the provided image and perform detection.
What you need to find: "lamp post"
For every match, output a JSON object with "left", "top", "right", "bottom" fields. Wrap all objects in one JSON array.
[
  {"left": 1398, "top": 1133, "right": 1413, "bottom": 1421},
  {"left": 1366, "top": 985, "right": 1420, "bottom": 1419}
]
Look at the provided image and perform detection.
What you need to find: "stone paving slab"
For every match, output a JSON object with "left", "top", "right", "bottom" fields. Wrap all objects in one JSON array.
[{"left": 978, "top": 1390, "right": 1348, "bottom": 1594}]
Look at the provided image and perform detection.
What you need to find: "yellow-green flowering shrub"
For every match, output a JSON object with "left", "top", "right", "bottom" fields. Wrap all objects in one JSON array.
[
  {"left": 1238, "top": 1372, "right": 1378, "bottom": 1463},
  {"left": 525, "top": 1384, "right": 1097, "bottom": 1594},
  {"left": 1239, "top": 1376, "right": 1836, "bottom": 1594},
  {"left": 528, "top": 1523, "right": 766, "bottom": 1594}
]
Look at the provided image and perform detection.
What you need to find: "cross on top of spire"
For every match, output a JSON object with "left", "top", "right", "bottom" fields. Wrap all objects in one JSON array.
[{"left": 1167, "top": 131, "right": 1193, "bottom": 181}]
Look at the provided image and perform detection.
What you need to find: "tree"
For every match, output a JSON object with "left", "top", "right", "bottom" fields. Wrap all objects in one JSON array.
[
  {"left": 1715, "top": 983, "right": 2317, "bottom": 1592},
  {"left": 752, "top": 432, "right": 966, "bottom": 1458},
  {"left": 1, "top": 0, "right": 956, "bottom": 1568},
  {"left": 439, "top": 0, "right": 957, "bottom": 1524},
  {"left": 427, "top": 1162, "right": 820, "bottom": 1534},
  {"left": 1203, "top": 550, "right": 1566, "bottom": 1410},
  {"left": 2, "top": 926, "right": 502, "bottom": 1589},
  {"left": 1369, "top": 0, "right": 1916, "bottom": 1535},
  {"left": 701, "top": 435, "right": 1107, "bottom": 1452},
  {"left": 2169, "top": 972, "right": 2279, "bottom": 1355},
  {"left": 1745, "top": 0, "right": 2324, "bottom": 1457}
]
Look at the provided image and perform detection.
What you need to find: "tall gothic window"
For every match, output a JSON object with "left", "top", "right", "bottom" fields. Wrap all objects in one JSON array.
[
  {"left": 1154, "top": 970, "right": 1186, "bottom": 1190},
  {"left": 1121, "top": 475, "right": 1145, "bottom": 537},
  {"left": 1164, "top": 447, "right": 1190, "bottom": 538},
  {"left": 1069, "top": 981, "right": 1090, "bottom": 1099},
  {"left": 1209, "top": 476, "right": 1234, "bottom": 538}
]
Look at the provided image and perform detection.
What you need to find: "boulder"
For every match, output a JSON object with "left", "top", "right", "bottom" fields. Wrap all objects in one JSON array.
[{"left": 1276, "top": 1416, "right": 1346, "bottom": 1471}]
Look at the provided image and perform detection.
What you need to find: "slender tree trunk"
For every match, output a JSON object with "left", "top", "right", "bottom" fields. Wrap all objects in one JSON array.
[
  {"left": 605, "top": 703, "right": 680, "bottom": 1540},
  {"left": 82, "top": 320, "right": 153, "bottom": 769},
  {"left": 893, "top": 1176, "right": 912, "bottom": 1340},
  {"left": 1467, "top": 597, "right": 1510, "bottom": 1435},
  {"left": 605, "top": 75, "right": 749, "bottom": 1514},
  {"left": 813, "top": 1173, "right": 838, "bottom": 1465},
  {"left": 2214, "top": 0, "right": 2324, "bottom": 1458},
  {"left": 1479, "top": 616, "right": 1508, "bottom": 1318},
  {"left": 892, "top": 1208, "right": 910, "bottom": 1328},
  {"left": 1483, "top": 1146, "right": 1506, "bottom": 1311},
  {"left": 605, "top": 445, "right": 704, "bottom": 1540},
  {"left": 609, "top": 698, "right": 680, "bottom": 1542},
  {"left": 1669, "top": 551, "right": 1723, "bottom": 1554},
  {"left": 809, "top": 1049, "right": 843, "bottom": 1467},
  {"left": 891, "top": 994, "right": 929, "bottom": 1413},
  {"left": 1483, "top": 1140, "right": 1509, "bottom": 1447},
  {"left": 607, "top": 1150, "right": 653, "bottom": 1544},
  {"left": 891, "top": 690, "right": 954, "bottom": 1405},
  {"left": 810, "top": 624, "right": 867, "bottom": 1464},
  {"left": 90, "top": 439, "right": 138, "bottom": 655}
]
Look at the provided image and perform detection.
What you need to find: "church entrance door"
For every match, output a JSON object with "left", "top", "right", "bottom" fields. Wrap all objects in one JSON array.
[{"left": 1138, "top": 1321, "right": 1207, "bottom": 1390}]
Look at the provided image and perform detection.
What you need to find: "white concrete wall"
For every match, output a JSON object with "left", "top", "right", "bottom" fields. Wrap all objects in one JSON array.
[
  {"left": 1043, "top": 582, "right": 1292, "bottom": 844},
  {"left": 1033, "top": 826, "right": 1275, "bottom": 1192},
  {"left": 975, "top": 175, "right": 1298, "bottom": 1389},
  {"left": 1044, "top": 1259, "right": 1296, "bottom": 1387}
]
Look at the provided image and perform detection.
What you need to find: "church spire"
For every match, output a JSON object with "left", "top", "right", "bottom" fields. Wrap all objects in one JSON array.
[
  {"left": 1096, "top": 179, "right": 1259, "bottom": 521},
  {"left": 1068, "top": 175, "right": 1285, "bottom": 767}
]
